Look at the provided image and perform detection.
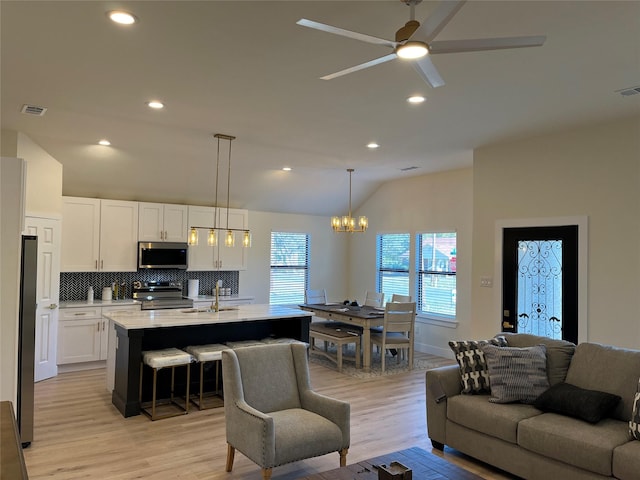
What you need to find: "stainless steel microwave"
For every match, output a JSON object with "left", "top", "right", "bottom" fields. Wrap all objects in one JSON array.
[{"left": 138, "top": 242, "right": 188, "bottom": 269}]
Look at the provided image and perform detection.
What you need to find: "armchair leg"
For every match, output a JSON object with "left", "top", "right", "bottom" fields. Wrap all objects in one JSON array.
[
  {"left": 225, "top": 444, "right": 235, "bottom": 472},
  {"left": 339, "top": 448, "right": 348, "bottom": 467},
  {"left": 261, "top": 467, "right": 272, "bottom": 479}
]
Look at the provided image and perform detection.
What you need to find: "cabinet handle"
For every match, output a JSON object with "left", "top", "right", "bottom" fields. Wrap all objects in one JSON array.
[
  {"left": 74, "top": 312, "right": 87, "bottom": 316},
  {"left": 101, "top": 259, "right": 103, "bottom": 269},
  {"left": 97, "top": 323, "right": 100, "bottom": 332},
  {"left": 102, "top": 320, "right": 105, "bottom": 331},
  {"left": 95, "top": 260, "right": 98, "bottom": 270},
  {"left": 49, "top": 303, "right": 58, "bottom": 310},
  {"left": 164, "top": 230, "right": 168, "bottom": 240}
]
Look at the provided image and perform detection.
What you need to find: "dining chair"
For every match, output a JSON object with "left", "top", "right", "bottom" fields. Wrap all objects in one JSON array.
[
  {"left": 363, "top": 291, "right": 384, "bottom": 308},
  {"left": 305, "top": 289, "right": 328, "bottom": 305},
  {"left": 391, "top": 294, "right": 411, "bottom": 302},
  {"left": 222, "top": 343, "right": 350, "bottom": 479},
  {"left": 370, "top": 302, "right": 416, "bottom": 372}
]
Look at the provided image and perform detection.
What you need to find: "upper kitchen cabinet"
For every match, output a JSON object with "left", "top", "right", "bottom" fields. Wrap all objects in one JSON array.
[
  {"left": 187, "top": 206, "right": 248, "bottom": 271},
  {"left": 61, "top": 197, "right": 139, "bottom": 272},
  {"left": 138, "top": 203, "right": 188, "bottom": 243}
]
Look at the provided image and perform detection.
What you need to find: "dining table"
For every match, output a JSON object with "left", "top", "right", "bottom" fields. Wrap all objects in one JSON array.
[{"left": 299, "top": 303, "right": 385, "bottom": 371}]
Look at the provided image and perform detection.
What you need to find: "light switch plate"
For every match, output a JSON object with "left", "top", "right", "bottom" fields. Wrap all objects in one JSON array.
[{"left": 480, "top": 276, "right": 493, "bottom": 287}]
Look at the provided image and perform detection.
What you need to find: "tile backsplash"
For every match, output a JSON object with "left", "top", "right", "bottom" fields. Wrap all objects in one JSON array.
[{"left": 60, "top": 270, "right": 239, "bottom": 301}]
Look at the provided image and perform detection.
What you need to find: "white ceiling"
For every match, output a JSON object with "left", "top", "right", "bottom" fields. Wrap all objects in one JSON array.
[{"left": 2, "top": 1, "right": 639, "bottom": 216}]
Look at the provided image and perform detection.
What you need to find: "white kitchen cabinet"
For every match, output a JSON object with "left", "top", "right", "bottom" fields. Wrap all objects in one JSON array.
[
  {"left": 187, "top": 206, "right": 248, "bottom": 271},
  {"left": 138, "top": 202, "right": 188, "bottom": 243},
  {"left": 57, "top": 306, "right": 103, "bottom": 364},
  {"left": 61, "top": 197, "right": 139, "bottom": 272}
]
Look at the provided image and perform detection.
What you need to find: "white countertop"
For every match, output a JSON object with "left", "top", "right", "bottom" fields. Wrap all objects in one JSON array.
[
  {"left": 188, "top": 294, "right": 254, "bottom": 302},
  {"left": 103, "top": 304, "right": 312, "bottom": 330},
  {"left": 60, "top": 299, "right": 141, "bottom": 308}
]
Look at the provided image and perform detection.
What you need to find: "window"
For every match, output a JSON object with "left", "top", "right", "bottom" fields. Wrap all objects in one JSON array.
[
  {"left": 270, "top": 232, "right": 309, "bottom": 305},
  {"left": 376, "top": 233, "right": 410, "bottom": 303},
  {"left": 417, "top": 232, "right": 456, "bottom": 318}
]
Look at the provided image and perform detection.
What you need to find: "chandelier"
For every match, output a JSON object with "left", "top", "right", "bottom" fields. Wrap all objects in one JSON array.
[
  {"left": 188, "top": 133, "right": 251, "bottom": 248},
  {"left": 331, "top": 168, "right": 368, "bottom": 233}
]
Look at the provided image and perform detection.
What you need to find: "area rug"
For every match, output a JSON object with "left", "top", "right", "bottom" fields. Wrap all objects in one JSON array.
[{"left": 309, "top": 344, "right": 456, "bottom": 378}]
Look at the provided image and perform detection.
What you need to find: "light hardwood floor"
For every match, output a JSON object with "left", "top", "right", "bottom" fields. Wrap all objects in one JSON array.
[{"left": 23, "top": 357, "right": 516, "bottom": 479}]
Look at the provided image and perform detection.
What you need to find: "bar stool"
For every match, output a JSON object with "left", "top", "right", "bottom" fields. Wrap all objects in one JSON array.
[
  {"left": 139, "top": 348, "right": 193, "bottom": 421},
  {"left": 184, "top": 344, "right": 228, "bottom": 410}
]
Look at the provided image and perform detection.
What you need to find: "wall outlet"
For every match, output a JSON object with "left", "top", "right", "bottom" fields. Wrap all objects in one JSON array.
[{"left": 480, "top": 276, "right": 493, "bottom": 288}]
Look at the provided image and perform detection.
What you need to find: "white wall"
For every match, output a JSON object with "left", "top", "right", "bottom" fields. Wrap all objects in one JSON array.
[
  {"left": 0, "top": 157, "right": 25, "bottom": 403},
  {"left": 240, "top": 210, "right": 349, "bottom": 304},
  {"left": 349, "top": 168, "right": 474, "bottom": 357},
  {"left": 17, "top": 132, "right": 63, "bottom": 217},
  {"left": 472, "top": 116, "right": 640, "bottom": 348}
]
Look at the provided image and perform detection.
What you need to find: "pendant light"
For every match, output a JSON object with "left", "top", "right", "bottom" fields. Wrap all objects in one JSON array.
[
  {"left": 188, "top": 133, "right": 251, "bottom": 248},
  {"left": 331, "top": 168, "right": 368, "bottom": 233}
]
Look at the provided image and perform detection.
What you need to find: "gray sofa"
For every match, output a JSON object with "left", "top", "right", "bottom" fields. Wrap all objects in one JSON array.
[{"left": 426, "top": 333, "right": 640, "bottom": 480}]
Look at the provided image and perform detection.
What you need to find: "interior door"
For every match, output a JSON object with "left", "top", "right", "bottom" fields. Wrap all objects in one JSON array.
[
  {"left": 502, "top": 225, "right": 578, "bottom": 344},
  {"left": 24, "top": 216, "right": 61, "bottom": 381}
]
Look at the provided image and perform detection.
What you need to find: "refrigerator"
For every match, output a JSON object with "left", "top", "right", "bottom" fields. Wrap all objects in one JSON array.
[{"left": 17, "top": 234, "right": 37, "bottom": 447}]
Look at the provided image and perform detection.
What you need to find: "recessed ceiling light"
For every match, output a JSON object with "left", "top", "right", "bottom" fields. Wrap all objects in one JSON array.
[
  {"left": 98, "top": 139, "right": 111, "bottom": 146},
  {"left": 146, "top": 101, "right": 164, "bottom": 109},
  {"left": 107, "top": 10, "right": 138, "bottom": 25},
  {"left": 407, "top": 95, "right": 426, "bottom": 104},
  {"left": 367, "top": 142, "right": 380, "bottom": 149},
  {"left": 282, "top": 167, "right": 292, "bottom": 171}
]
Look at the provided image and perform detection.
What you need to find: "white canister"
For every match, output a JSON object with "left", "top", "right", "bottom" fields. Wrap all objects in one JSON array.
[
  {"left": 188, "top": 279, "right": 199, "bottom": 298},
  {"left": 87, "top": 286, "right": 94, "bottom": 303},
  {"left": 102, "top": 286, "right": 112, "bottom": 301}
]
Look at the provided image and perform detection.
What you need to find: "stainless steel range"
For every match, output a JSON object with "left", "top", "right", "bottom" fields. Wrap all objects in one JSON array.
[{"left": 132, "top": 281, "right": 193, "bottom": 310}]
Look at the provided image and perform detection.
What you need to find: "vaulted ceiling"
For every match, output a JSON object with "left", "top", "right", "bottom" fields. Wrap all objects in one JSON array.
[{"left": 2, "top": 1, "right": 638, "bottom": 215}]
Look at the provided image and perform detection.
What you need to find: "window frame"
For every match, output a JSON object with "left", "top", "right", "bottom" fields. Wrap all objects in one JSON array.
[
  {"left": 269, "top": 231, "right": 310, "bottom": 305},
  {"left": 416, "top": 231, "right": 457, "bottom": 320},
  {"left": 376, "top": 232, "right": 411, "bottom": 304}
]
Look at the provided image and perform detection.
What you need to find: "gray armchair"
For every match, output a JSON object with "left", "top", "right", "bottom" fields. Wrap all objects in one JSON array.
[{"left": 221, "top": 343, "right": 350, "bottom": 480}]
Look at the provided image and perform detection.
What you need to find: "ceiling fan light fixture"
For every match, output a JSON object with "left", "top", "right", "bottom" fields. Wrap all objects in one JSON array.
[{"left": 397, "top": 41, "right": 428, "bottom": 59}]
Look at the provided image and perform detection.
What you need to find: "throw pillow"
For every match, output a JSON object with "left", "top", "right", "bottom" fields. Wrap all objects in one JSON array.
[
  {"left": 535, "top": 382, "right": 621, "bottom": 424},
  {"left": 630, "top": 377, "right": 640, "bottom": 440},
  {"left": 481, "top": 344, "right": 549, "bottom": 404},
  {"left": 448, "top": 336, "right": 508, "bottom": 394}
]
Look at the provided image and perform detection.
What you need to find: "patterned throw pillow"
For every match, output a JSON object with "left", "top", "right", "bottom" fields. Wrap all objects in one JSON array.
[
  {"left": 630, "top": 377, "right": 640, "bottom": 440},
  {"left": 448, "top": 336, "right": 508, "bottom": 394},
  {"left": 481, "top": 344, "right": 549, "bottom": 404}
]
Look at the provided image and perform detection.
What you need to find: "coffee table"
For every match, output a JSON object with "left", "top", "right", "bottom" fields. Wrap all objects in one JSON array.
[{"left": 297, "top": 446, "right": 483, "bottom": 479}]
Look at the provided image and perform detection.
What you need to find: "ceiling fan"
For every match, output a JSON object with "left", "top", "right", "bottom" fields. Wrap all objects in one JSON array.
[{"left": 297, "top": 0, "right": 546, "bottom": 88}]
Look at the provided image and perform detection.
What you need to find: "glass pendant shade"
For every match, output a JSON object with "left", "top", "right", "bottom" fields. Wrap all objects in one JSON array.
[
  {"left": 207, "top": 229, "right": 218, "bottom": 246},
  {"left": 225, "top": 230, "right": 235, "bottom": 247},
  {"left": 188, "top": 227, "right": 199, "bottom": 246},
  {"left": 242, "top": 231, "right": 252, "bottom": 248}
]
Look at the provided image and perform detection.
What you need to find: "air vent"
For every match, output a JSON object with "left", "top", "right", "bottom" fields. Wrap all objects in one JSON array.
[
  {"left": 400, "top": 166, "right": 419, "bottom": 172},
  {"left": 617, "top": 86, "right": 640, "bottom": 97},
  {"left": 21, "top": 104, "right": 47, "bottom": 116}
]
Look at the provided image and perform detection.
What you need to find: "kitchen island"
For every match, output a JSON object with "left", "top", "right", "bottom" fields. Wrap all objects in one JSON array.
[{"left": 104, "top": 304, "right": 312, "bottom": 417}]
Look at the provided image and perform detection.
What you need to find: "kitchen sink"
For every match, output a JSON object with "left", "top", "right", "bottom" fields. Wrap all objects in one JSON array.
[{"left": 181, "top": 307, "right": 238, "bottom": 313}]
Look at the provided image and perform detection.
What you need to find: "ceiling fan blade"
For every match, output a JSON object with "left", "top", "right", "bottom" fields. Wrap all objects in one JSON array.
[
  {"left": 321, "top": 53, "right": 398, "bottom": 80},
  {"left": 413, "top": 56, "right": 445, "bottom": 88},
  {"left": 410, "top": 0, "right": 467, "bottom": 43},
  {"left": 297, "top": 19, "right": 397, "bottom": 48},
  {"left": 429, "top": 36, "right": 547, "bottom": 54}
]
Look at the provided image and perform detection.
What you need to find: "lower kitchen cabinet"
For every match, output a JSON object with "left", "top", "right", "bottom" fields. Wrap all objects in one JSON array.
[{"left": 58, "top": 304, "right": 140, "bottom": 373}]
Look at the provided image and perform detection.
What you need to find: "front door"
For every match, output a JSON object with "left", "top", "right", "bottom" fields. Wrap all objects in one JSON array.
[
  {"left": 25, "top": 217, "right": 61, "bottom": 382},
  {"left": 502, "top": 225, "right": 578, "bottom": 344}
]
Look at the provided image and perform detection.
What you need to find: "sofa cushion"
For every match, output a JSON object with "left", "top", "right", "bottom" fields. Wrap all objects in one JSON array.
[
  {"left": 534, "top": 382, "right": 621, "bottom": 424},
  {"left": 564, "top": 343, "right": 640, "bottom": 421},
  {"left": 501, "top": 332, "right": 576, "bottom": 386},
  {"left": 447, "top": 394, "right": 542, "bottom": 444},
  {"left": 613, "top": 440, "right": 640, "bottom": 480},
  {"left": 481, "top": 344, "right": 549, "bottom": 404},
  {"left": 448, "top": 336, "right": 508, "bottom": 394},
  {"left": 518, "top": 413, "right": 630, "bottom": 476},
  {"left": 630, "top": 377, "right": 640, "bottom": 440}
]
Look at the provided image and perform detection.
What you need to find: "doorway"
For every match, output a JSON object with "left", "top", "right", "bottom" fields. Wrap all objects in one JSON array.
[{"left": 502, "top": 225, "right": 579, "bottom": 344}]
